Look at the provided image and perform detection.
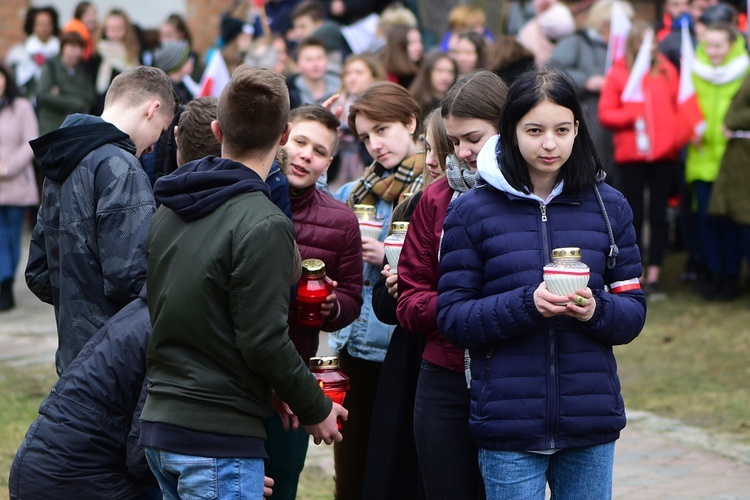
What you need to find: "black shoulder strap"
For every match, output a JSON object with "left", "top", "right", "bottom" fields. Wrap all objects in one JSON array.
[{"left": 594, "top": 184, "right": 619, "bottom": 270}]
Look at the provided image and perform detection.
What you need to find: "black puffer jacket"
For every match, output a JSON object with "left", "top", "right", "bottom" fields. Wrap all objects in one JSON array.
[{"left": 9, "top": 289, "right": 156, "bottom": 499}]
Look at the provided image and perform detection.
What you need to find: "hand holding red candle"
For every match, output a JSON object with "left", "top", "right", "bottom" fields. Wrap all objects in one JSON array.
[
  {"left": 309, "top": 356, "right": 350, "bottom": 431},
  {"left": 297, "top": 260, "right": 334, "bottom": 327}
]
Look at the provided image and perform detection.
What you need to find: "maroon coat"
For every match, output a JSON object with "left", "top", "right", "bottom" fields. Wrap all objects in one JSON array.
[
  {"left": 396, "top": 178, "right": 464, "bottom": 372},
  {"left": 289, "top": 187, "right": 364, "bottom": 361}
]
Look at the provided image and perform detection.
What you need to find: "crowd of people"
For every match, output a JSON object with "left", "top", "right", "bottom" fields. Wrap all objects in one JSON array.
[{"left": 1, "top": 0, "right": 749, "bottom": 498}]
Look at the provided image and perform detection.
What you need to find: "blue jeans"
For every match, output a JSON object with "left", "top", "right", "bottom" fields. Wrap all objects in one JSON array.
[
  {"left": 478, "top": 442, "right": 616, "bottom": 500},
  {"left": 0, "top": 206, "right": 26, "bottom": 282},
  {"left": 145, "top": 448, "right": 264, "bottom": 499}
]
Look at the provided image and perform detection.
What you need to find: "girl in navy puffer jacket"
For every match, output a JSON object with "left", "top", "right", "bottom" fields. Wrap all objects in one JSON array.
[{"left": 437, "top": 68, "right": 647, "bottom": 499}]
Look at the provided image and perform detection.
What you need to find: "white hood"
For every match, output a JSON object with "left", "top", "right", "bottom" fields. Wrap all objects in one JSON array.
[{"left": 476, "top": 135, "right": 564, "bottom": 204}]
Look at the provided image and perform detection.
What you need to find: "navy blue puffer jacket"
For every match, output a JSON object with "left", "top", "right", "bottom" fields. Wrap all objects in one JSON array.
[{"left": 437, "top": 136, "right": 646, "bottom": 452}]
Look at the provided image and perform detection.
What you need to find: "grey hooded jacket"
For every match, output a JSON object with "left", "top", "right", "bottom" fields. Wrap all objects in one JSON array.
[{"left": 26, "top": 113, "right": 155, "bottom": 374}]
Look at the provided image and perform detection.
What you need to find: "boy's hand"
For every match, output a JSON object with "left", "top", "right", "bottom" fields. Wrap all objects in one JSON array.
[
  {"left": 304, "top": 402, "right": 348, "bottom": 445},
  {"left": 320, "top": 281, "right": 339, "bottom": 318}
]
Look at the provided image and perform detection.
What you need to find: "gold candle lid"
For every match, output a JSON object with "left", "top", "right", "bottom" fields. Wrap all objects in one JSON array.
[
  {"left": 301, "top": 258, "right": 326, "bottom": 278},
  {"left": 390, "top": 221, "right": 409, "bottom": 233},
  {"left": 551, "top": 247, "right": 582, "bottom": 260},
  {"left": 309, "top": 356, "right": 340, "bottom": 369},
  {"left": 353, "top": 204, "right": 376, "bottom": 215}
]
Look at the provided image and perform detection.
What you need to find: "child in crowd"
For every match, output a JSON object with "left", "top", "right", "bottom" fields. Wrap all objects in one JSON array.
[
  {"left": 141, "top": 67, "right": 346, "bottom": 498},
  {"left": 687, "top": 20, "right": 749, "bottom": 300},
  {"left": 440, "top": 5, "right": 494, "bottom": 52},
  {"left": 331, "top": 81, "right": 425, "bottom": 498},
  {"left": 290, "top": 0, "right": 349, "bottom": 71},
  {"left": 364, "top": 107, "right": 454, "bottom": 500},
  {"left": 287, "top": 37, "right": 341, "bottom": 109},
  {"left": 381, "top": 24, "right": 424, "bottom": 88},
  {"left": 9, "top": 90, "right": 281, "bottom": 498},
  {"left": 398, "top": 70, "right": 507, "bottom": 499},
  {"left": 408, "top": 51, "right": 457, "bottom": 117},
  {"left": 438, "top": 68, "right": 646, "bottom": 498},
  {"left": 265, "top": 104, "right": 363, "bottom": 500},
  {"left": 327, "top": 53, "right": 384, "bottom": 191}
]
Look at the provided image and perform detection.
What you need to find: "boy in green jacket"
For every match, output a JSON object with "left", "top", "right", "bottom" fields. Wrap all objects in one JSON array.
[{"left": 140, "top": 66, "right": 347, "bottom": 498}]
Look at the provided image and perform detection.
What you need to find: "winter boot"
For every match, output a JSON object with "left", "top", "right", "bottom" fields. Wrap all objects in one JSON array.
[
  {"left": 0, "top": 280, "right": 15, "bottom": 311},
  {"left": 715, "top": 274, "right": 741, "bottom": 302}
]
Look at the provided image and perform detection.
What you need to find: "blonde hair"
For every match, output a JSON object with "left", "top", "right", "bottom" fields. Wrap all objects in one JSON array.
[
  {"left": 378, "top": 4, "right": 418, "bottom": 31},
  {"left": 448, "top": 5, "right": 487, "bottom": 32},
  {"left": 97, "top": 9, "right": 141, "bottom": 65},
  {"left": 587, "top": 0, "right": 634, "bottom": 31}
]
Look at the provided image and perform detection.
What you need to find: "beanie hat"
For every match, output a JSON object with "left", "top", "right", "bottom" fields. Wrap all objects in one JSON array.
[
  {"left": 153, "top": 40, "right": 191, "bottom": 74},
  {"left": 221, "top": 15, "right": 254, "bottom": 46},
  {"left": 537, "top": 2, "right": 575, "bottom": 41},
  {"left": 699, "top": 3, "right": 738, "bottom": 26}
]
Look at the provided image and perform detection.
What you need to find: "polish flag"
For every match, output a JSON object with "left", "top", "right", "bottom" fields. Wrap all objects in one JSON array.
[
  {"left": 198, "top": 50, "right": 231, "bottom": 98},
  {"left": 621, "top": 27, "right": 653, "bottom": 103},
  {"left": 677, "top": 18, "right": 705, "bottom": 145},
  {"left": 605, "top": 1, "right": 632, "bottom": 73}
]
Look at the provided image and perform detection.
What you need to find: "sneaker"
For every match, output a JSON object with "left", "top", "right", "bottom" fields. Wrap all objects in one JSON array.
[{"left": 644, "top": 282, "right": 667, "bottom": 302}]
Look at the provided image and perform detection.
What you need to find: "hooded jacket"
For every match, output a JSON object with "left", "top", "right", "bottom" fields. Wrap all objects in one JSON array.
[
  {"left": 396, "top": 177, "right": 465, "bottom": 373},
  {"left": 141, "top": 157, "right": 331, "bottom": 455},
  {"left": 25, "top": 114, "right": 155, "bottom": 375},
  {"left": 437, "top": 136, "right": 646, "bottom": 451},
  {"left": 599, "top": 55, "right": 684, "bottom": 164},
  {"left": 9, "top": 288, "right": 156, "bottom": 499},
  {"left": 687, "top": 37, "right": 750, "bottom": 184}
]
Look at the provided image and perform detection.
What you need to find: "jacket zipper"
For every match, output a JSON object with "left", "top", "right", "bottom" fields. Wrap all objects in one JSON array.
[
  {"left": 540, "top": 203, "right": 557, "bottom": 449},
  {"left": 477, "top": 348, "right": 493, "bottom": 416}
]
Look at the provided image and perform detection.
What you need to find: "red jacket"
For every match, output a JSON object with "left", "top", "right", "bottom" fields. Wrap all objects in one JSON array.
[
  {"left": 396, "top": 178, "right": 464, "bottom": 373},
  {"left": 599, "top": 56, "right": 683, "bottom": 164},
  {"left": 289, "top": 187, "right": 364, "bottom": 361}
]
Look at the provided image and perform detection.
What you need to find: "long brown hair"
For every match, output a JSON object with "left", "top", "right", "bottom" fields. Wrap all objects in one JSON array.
[
  {"left": 408, "top": 52, "right": 457, "bottom": 114},
  {"left": 381, "top": 25, "right": 421, "bottom": 77},
  {"left": 97, "top": 9, "right": 141, "bottom": 65}
]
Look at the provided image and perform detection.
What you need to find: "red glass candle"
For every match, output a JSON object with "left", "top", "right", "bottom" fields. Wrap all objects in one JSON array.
[
  {"left": 309, "top": 356, "right": 350, "bottom": 430},
  {"left": 297, "top": 259, "right": 334, "bottom": 328}
]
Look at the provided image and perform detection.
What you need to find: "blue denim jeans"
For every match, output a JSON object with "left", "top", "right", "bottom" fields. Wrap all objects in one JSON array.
[
  {"left": 478, "top": 442, "right": 616, "bottom": 500},
  {"left": 145, "top": 448, "right": 264, "bottom": 499},
  {"left": 0, "top": 206, "right": 26, "bottom": 282}
]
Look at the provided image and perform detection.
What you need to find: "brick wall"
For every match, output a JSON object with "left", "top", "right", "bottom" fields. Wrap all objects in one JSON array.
[
  {"left": 0, "top": 0, "right": 30, "bottom": 64},
  {"left": 185, "top": 0, "right": 226, "bottom": 55}
]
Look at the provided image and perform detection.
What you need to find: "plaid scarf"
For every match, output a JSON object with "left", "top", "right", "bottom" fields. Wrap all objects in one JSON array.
[
  {"left": 445, "top": 155, "right": 475, "bottom": 195},
  {"left": 348, "top": 153, "right": 425, "bottom": 208}
]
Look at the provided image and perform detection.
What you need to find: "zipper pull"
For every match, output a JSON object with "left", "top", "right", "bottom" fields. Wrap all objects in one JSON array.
[{"left": 540, "top": 204, "right": 547, "bottom": 222}]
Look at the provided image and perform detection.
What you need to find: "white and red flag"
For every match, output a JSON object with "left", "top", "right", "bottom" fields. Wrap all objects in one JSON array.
[
  {"left": 621, "top": 27, "right": 653, "bottom": 103},
  {"left": 198, "top": 50, "right": 231, "bottom": 98},
  {"left": 605, "top": 1, "right": 632, "bottom": 73},
  {"left": 677, "top": 18, "right": 705, "bottom": 144}
]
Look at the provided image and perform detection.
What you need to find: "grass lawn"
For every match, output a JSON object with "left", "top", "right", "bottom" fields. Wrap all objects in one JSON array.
[
  {"left": 616, "top": 252, "right": 750, "bottom": 445},
  {"left": 1, "top": 251, "right": 748, "bottom": 498}
]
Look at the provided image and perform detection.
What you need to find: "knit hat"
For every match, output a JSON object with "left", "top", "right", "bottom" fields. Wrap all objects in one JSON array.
[
  {"left": 537, "top": 2, "right": 575, "bottom": 41},
  {"left": 221, "top": 15, "right": 254, "bottom": 46},
  {"left": 153, "top": 40, "right": 191, "bottom": 74},
  {"left": 699, "top": 3, "right": 738, "bottom": 26}
]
